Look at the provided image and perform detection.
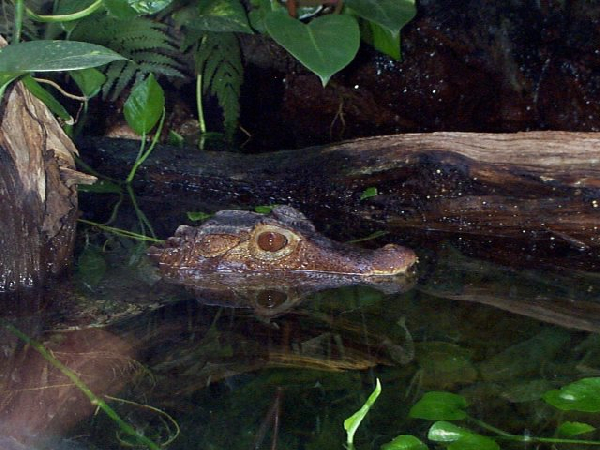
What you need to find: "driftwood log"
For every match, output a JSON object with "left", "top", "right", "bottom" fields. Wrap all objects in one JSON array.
[
  {"left": 0, "top": 36, "right": 94, "bottom": 293},
  {"left": 81, "top": 132, "right": 600, "bottom": 254}
]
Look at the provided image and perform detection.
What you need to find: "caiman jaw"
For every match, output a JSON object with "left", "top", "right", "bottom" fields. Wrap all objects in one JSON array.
[{"left": 147, "top": 206, "right": 418, "bottom": 279}]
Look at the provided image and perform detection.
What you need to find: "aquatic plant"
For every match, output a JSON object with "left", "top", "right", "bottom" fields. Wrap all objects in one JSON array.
[{"left": 347, "top": 379, "right": 600, "bottom": 450}]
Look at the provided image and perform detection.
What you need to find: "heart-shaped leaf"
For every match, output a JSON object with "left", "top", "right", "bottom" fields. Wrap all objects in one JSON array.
[
  {"left": 124, "top": 74, "right": 165, "bottom": 135},
  {"left": 265, "top": 11, "right": 359, "bottom": 86},
  {"left": 346, "top": 0, "right": 416, "bottom": 38},
  {"left": 543, "top": 377, "right": 600, "bottom": 412},
  {"left": 409, "top": 391, "right": 467, "bottom": 421}
]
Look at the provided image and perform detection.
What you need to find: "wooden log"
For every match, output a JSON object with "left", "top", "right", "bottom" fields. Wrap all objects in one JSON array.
[
  {"left": 0, "top": 35, "right": 95, "bottom": 292},
  {"left": 81, "top": 131, "right": 600, "bottom": 253}
]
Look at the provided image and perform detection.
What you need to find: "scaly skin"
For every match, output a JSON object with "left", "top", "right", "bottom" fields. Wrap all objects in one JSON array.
[{"left": 147, "top": 205, "right": 417, "bottom": 279}]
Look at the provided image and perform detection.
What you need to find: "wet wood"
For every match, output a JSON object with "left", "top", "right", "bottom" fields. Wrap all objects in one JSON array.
[
  {"left": 0, "top": 35, "right": 94, "bottom": 292},
  {"left": 80, "top": 131, "right": 600, "bottom": 251}
]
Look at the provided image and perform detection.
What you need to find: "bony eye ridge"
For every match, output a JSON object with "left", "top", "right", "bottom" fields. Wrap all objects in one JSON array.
[{"left": 257, "top": 231, "right": 288, "bottom": 252}]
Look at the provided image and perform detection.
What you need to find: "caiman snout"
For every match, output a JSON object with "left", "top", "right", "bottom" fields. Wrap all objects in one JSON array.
[
  {"left": 148, "top": 206, "right": 418, "bottom": 279},
  {"left": 365, "top": 244, "right": 418, "bottom": 275}
]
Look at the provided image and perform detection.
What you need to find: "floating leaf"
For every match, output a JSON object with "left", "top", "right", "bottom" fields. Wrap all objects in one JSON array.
[
  {"left": 409, "top": 392, "right": 467, "bottom": 421},
  {"left": 265, "top": 11, "right": 359, "bottom": 86},
  {"left": 381, "top": 434, "right": 428, "bottom": 450},
  {"left": 344, "top": 378, "right": 381, "bottom": 445},
  {"left": 0, "top": 41, "right": 126, "bottom": 73},
  {"left": 416, "top": 342, "right": 477, "bottom": 389},
  {"left": 360, "top": 186, "right": 378, "bottom": 200},
  {"left": 123, "top": 74, "right": 165, "bottom": 135},
  {"left": 543, "top": 377, "right": 600, "bottom": 412},
  {"left": 480, "top": 328, "right": 569, "bottom": 382},
  {"left": 427, "top": 421, "right": 468, "bottom": 442},
  {"left": 557, "top": 421, "right": 596, "bottom": 437}
]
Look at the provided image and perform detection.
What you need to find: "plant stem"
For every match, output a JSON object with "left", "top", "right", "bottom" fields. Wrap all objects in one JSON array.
[
  {"left": 125, "top": 108, "right": 165, "bottom": 184},
  {"left": 26, "top": 0, "right": 102, "bottom": 22},
  {"left": 0, "top": 320, "right": 161, "bottom": 450},
  {"left": 196, "top": 73, "right": 206, "bottom": 135},
  {"left": 467, "top": 416, "right": 512, "bottom": 437},
  {"left": 77, "top": 219, "right": 163, "bottom": 243},
  {"left": 468, "top": 416, "right": 600, "bottom": 446},
  {"left": 13, "top": 0, "right": 23, "bottom": 43}
]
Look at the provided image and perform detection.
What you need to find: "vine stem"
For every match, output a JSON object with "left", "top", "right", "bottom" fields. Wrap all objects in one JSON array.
[
  {"left": 468, "top": 416, "right": 600, "bottom": 446},
  {"left": 13, "top": 0, "right": 23, "bottom": 43},
  {"left": 26, "top": 0, "right": 102, "bottom": 22},
  {"left": 0, "top": 320, "right": 161, "bottom": 450}
]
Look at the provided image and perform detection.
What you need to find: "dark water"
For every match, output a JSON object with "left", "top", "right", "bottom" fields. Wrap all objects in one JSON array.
[{"left": 1, "top": 233, "right": 600, "bottom": 450}]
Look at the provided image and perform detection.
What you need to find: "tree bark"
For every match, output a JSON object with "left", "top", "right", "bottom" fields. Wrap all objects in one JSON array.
[
  {"left": 81, "top": 131, "right": 600, "bottom": 251},
  {"left": 0, "top": 44, "right": 94, "bottom": 293}
]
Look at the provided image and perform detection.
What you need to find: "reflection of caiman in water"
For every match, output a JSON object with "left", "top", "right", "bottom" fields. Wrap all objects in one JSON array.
[{"left": 148, "top": 206, "right": 417, "bottom": 315}]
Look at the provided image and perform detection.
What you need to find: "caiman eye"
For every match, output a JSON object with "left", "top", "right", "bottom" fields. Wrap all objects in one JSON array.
[{"left": 257, "top": 231, "right": 287, "bottom": 252}]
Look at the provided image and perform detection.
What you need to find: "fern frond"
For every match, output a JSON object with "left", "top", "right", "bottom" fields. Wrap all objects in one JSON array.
[
  {"left": 109, "top": 63, "right": 137, "bottom": 102},
  {"left": 72, "top": 16, "right": 183, "bottom": 100},
  {"left": 194, "top": 31, "right": 242, "bottom": 140}
]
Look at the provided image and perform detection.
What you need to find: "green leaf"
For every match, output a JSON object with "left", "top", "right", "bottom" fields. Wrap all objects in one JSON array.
[
  {"left": 104, "top": 0, "right": 138, "bottom": 18},
  {"left": 22, "top": 76, "right": 73, "bottom": 123},
  {"left": 0, "top": 73, "right": 19, "bottom": 100},
  {"left": 427, "top": 421, "right": 469, "bottom": 442},
  {"left": 255, "top": 205, "right": 277, "bottom": 214},
  {"left": 346, "top": 0, "right": 416, "bottom": 38},
  {"left": 167, "top": 130, "right": 185, "bottom": 147},
  {"left": 70, "top": 68, "right": 106, "bottom": 98},
  {"left": 381, "top": 434, "right": 428, "bottom": 450},
  {"left": 128, "top": 0, "right": 173, "bottom": 15},
  {"left": 557, "top": 421, "right": 596, "bottom": 437},
  {"left": 344, "top": 378, "right": 381, "bottom": 445},
  {"left": 76, "top": 245, "right": 106, "bottom": 288},
  {"left": 265, "top": 11, "right": 360, "bottom": 86},
  {"left": 0, "top": 41, "right": 126, "bottom": 73},
  {"left": 409, "top": 392, "right": 467, "bottom": 421},
  {"left": 360, "top": 186, "right": 378, "bottom": 200},
  {"left": 187, "top": 211, "right": 213, "bottom": 222},
  {"left": 368, "top": 21, "right": 400, "bottom": 60},
  {"left": 543, "top": 377, "right": 600, "bottom": 412},
  {"left": 194, "top": 0, "right": 253, "bottom": 33},
  {"left": 123, "top": 74, "right": 165, "bottom": 135},
  {"left": 415, "top": 342, "right": 477, "bottom": 389},
  {"left": 427, "top": 422, "right": 499, "bottom": 449}
]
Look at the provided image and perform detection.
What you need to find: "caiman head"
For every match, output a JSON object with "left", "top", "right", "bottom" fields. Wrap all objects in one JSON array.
[
  {"left": 147, "top": 206, "right": 417, "bottom": 316},
  {"left": 148, "top": 206, "right": 417, "bottom": 278}
]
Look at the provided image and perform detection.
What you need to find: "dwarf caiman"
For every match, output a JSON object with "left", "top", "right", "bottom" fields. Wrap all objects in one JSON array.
[{"left": 147, "top": 206, "right": 417, "bottom": 315}]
